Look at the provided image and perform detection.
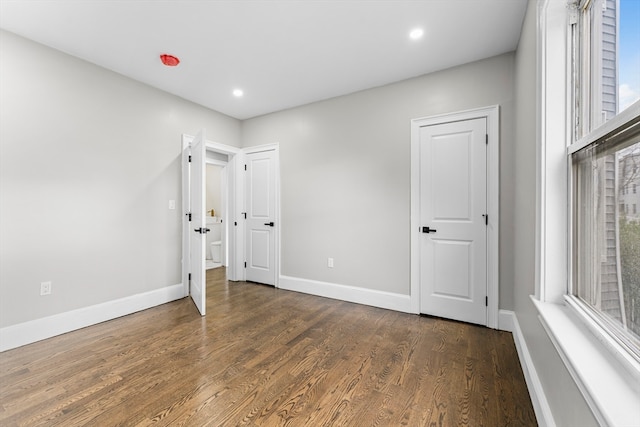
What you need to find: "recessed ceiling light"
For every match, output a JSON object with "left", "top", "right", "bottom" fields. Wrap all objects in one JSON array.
[
  {"left": 409, "top": 28, "right": 424, "bottom": 40},
  {"left": 233, "top": 89, "right": 244, "bottom": 97},
  {"left": 159, "top": 54, "right": 180, "bottom": 66}
]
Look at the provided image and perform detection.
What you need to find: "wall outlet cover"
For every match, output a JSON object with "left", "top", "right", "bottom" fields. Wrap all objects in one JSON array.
[{"left": 40, "top": 281, "right": 52, "bottom": 296}]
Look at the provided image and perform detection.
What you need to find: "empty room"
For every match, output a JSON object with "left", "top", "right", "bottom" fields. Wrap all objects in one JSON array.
[{"left": 1, "top": 0, "right": 639, "bottom": 425}]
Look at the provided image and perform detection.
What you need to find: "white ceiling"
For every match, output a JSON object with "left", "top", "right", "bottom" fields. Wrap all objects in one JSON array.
[{"left": 0, "top": 0, "right": 527, "bottom": 120}]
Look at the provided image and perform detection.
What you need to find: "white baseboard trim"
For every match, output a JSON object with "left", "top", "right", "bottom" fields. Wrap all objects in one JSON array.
[
  {"left": 509, "top": 311, "right": 556, "bottom": 427},
  {"left": 0, "top": 284, "right": 185, "bottom": 352},
  {"left": 278, "top": 275, "right": 412, "bottom": 313},
  {"left": 498, "top": 309, "right": 515, "bottom": 332}
]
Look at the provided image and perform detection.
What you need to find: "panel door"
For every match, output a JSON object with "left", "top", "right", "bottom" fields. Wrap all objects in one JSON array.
[
  {"left": 245, "top": 150, "right": 276, "bottom": 285},
  {"left": 419, "top": 118, "right": 487, "bottom": 325}
]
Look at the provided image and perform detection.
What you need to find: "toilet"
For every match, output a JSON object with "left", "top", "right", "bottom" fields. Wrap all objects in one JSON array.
[{"left": 210, "top": 241, "right": 222, "bottom": 263}]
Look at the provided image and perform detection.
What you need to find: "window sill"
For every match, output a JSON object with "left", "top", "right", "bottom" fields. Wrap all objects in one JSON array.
[{"left": 531, "top": 296, "right": 640, "bottom": 426}]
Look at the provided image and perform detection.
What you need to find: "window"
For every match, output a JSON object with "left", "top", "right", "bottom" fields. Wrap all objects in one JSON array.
[
  {"left": 534, "top": 1, "right": 640, "bottom": 423},
  {"left": 569, "top": 0, "right": 640, "bottom": 359}
]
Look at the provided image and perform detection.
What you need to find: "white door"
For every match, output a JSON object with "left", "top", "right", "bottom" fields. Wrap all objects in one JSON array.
[
  {"left": 189, "top": 130, "right": 207, "bottom": 315},
  {"left": 419, "top": 118, "right": 487, "bottom": 325},
  {"left": 245, "top": 150, "right": 276, "bottom": 285}
]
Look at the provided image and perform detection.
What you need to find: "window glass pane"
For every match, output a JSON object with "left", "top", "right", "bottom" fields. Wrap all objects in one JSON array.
[
  {"left": 596, "top": 0, "right": 639, "bottom": 126},
  {"left": 573, "top": 138, "right": 640, "bottom": 350},
  {"left": 618, "top": 0, "right": 640, "bottom": 114},
  {"left": 577, "top": 0, "right": 639, "bottom": 138}
]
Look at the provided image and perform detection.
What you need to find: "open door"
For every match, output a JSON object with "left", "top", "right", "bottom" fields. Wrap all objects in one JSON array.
[{"left": 188, "top": 130, "right": 207, "bottom": 315}]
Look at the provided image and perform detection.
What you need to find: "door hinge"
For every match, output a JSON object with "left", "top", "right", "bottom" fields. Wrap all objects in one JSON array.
[
  {"left": 485, "top": 296, "right": 488, "bottom": 306},
  {"left": 188, "top": 155, "right": 192, "bottom": 162},
  {"left": 482, "top": 214, "right": 488, "bottom": 225},
  {"left": 485, "top": 134, "right": 488, "bottom": 145},
  {"left": 187, "top": 212, "right": 192, "bottom": 221},
  {"left": 188, "top": 273, "right": 191, "bottom": 282},
  {"left": 244, "top": 262, "right": 247, "bottom": 268},
  {"left": 234, "top": 221, "right": 238, "bottom": 226},
  {"left": 242, "top": 212, "right": 247, "bottom": 219},
  {"left": 244, "top": 164, "right": 247, "bottom": 171}
]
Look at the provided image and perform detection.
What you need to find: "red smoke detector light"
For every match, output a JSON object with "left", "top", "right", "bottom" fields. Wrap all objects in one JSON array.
[{"left": 160, "top": 54, "right": 180, "bottom": 67}]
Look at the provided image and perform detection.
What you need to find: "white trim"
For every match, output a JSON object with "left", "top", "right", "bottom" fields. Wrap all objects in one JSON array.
[
  {"left": 206, "top": 158, "right": 228, "bottom": 167},
  {"left": 233, "top": 150, "right": 246, "bottom": 281},
  {"left": 243, "top": 143, "right": 279, "bottom": 155},
  {"left": 181, "top": 134, "right": 241, "bottom": 155},
  {"left": 0, "top": 284, "right": 184, "bottom": 352},
  {"left": 410, "top": 105, "right": 500, "bottom": 328},
  {"left": 533, "top": 297, "right": 640, "bottom": 427},
  {"left": 567, "top": 102, "right": 640, "bottom": 155},
  {"left": 564, "top": 295, "right": 640, "bottom": 381},
  {"left": 510, "top": 309, "right": 557, "bottom": 427},
  {"left": 535, "top": 0, "right": 571, "bottom": 304},
  {"left": 279, "top": 275, "right": 412, "bottom": 313},
  {"left": 498, "top": 309, "right": 515, "bottom": 332}
]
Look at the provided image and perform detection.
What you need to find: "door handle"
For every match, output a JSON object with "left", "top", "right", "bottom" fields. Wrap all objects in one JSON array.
[
  {"left": 264, "top": 222, "right": 275, "bottom": 227},
  {"left": 194, "top": 227, "right": 210, "bottom": 234},
  {"left": 422, "top": 226, "right": 437, "bottom": 233}
]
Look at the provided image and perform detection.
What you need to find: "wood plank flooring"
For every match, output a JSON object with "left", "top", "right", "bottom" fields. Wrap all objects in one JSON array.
[{"left": 0, "top": 268, "right": 536, "bottom": 426}]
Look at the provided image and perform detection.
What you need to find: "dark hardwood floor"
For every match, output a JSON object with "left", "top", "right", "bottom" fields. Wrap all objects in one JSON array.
[{"left": 0, "top": 268, "right": 536, "bottom": 426}]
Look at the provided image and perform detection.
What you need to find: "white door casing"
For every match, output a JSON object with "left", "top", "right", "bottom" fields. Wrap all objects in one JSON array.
[
  {"left": 210, "top": 144, "right": 241, "bottom": 281},
  {"left": 245, "top": 149, "right": 277, "bottom": 285},
  {"left": 189, "top": 130, "right": 206, "bottom": 315},
  {"left": 410, "top": 106, "right": 499, "bottom": 328}
]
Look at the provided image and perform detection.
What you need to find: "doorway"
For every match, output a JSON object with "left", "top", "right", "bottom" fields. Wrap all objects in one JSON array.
[
  {"left": 205, "top": 161, "right": 227, "bottom": 271},
  {"left": 410, "top": 106, "right": 500, "bottom": 328},
  {"left": 181, "top": 133, "right": 240, "bottom": 315},
  {"left": 182, "top": 134, "right": 280, "bottom": 315}
]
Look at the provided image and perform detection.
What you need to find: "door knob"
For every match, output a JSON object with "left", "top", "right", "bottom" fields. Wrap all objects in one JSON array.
[
  {"left": 264, "top": 222, "right": 275, "bottom": 227},
  {"left": 194, "top": 227, "right": 210, "bottom": 234},
  {"left": 422, "top": 226, "right": 437, "bottom": 233}
]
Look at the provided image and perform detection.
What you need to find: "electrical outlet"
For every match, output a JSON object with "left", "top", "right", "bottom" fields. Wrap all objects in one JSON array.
[
  {"left": 328, "top": 258, "right": 334, "bottom": 268},
  {"left": 40, "top": 281, "right": 52, "bottom": 296},
  {"left": 168, "top": 199, "right": 176, "bottom": 210}
]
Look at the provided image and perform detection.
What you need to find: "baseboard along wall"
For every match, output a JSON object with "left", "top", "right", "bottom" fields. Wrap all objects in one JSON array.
[
  {"left": 278, "top": 275, "right": 413, "bottom": 313},
  {"left": 504, "top": 310, "right": 557, "bottom": 427},
  {"left": 0, "top": 284, "right": 184, "bottom": 352}
]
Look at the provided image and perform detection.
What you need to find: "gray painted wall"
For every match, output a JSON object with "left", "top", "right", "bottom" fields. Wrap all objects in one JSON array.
[
  {"left": 512, "top": 2, "right": 598, "bottom": 425},
  {"left": 242, "top": 53, "right": 516, "bottom": 308},
  {"left": 0, "top": 30, "right": 241, "bottom": 327}
]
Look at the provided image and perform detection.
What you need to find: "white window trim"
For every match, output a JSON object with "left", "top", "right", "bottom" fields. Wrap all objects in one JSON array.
[{"left": 534, "top": 1, "right": 640, "bottom": 425}]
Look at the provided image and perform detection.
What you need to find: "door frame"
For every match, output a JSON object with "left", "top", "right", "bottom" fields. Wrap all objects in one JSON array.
[
  {"left": 182, "top": 134, "right": 241, "bottom": 299},
  {"left": 410, "top": 105, "right": 500, "bottom": 328},
  {"left": 240, "top": 143, "right": 281, "bottom": 286},
  {"left": 182, "top": 136, "right": 280, "bottom": 294}
]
